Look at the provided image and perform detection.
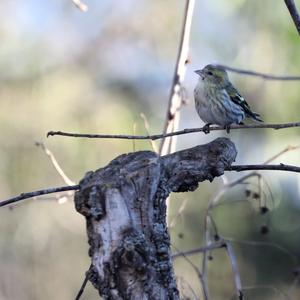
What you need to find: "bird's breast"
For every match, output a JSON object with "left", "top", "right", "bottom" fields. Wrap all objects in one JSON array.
[{"left": 194, "top": 81, "right": 206, "bottom": 104}]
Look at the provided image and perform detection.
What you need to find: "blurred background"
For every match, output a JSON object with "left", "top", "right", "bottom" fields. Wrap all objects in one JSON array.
[{"left": 0, "top": 0, "right": 300, "bottom": 299}]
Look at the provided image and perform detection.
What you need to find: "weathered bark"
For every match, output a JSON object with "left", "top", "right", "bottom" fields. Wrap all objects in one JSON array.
[{"left": 74, "top": 137, "right": 237, "bottom": 299}]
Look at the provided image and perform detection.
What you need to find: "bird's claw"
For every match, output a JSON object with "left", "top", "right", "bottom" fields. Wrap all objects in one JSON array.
[
  {"left": 224, "top": 125, "right": 231, "bottom": 134},
  {"left": 203, "top": 123, "right": 211, "bottom": 134}
]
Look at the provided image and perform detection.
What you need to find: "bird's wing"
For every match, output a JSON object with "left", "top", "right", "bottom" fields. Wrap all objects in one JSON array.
[{"left": 225, "top": 83, "right": 263, "bottom": 122}]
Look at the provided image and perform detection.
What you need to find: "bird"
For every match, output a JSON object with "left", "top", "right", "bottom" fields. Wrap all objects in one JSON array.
[{"left": 194, "top": 64, "right": 263, "bottom": 133}]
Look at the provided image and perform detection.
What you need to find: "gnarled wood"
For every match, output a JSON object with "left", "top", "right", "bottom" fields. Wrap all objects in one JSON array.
[{"left": 74, "top": 137, "right": 237, "bottom": 299}]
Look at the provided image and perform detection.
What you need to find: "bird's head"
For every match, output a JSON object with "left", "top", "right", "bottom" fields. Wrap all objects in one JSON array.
[{"left": 195, "top": 64, "right": 229, "bottom": 86}]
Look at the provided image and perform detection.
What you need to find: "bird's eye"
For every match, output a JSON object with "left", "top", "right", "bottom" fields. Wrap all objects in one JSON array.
[{"left": 207, "top": 71, "right": 213, "bottom": 76}]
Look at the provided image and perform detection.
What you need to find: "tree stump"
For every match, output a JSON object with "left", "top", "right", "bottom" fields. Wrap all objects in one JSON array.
[{"left": 74, "top": 137, "right": 237, "bottom": 299}]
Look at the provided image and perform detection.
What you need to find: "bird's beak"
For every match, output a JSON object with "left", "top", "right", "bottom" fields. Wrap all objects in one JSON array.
[{"left": 194, "top": 69, "right": 204, "bottom": 79}]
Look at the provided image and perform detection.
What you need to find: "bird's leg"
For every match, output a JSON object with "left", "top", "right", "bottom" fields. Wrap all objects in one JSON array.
[
  {"left": 224, "top": 125, "right": 231, "bottom": 134},
  {"left": 203, "top": 123, "right": 212, "bottom": 134}
]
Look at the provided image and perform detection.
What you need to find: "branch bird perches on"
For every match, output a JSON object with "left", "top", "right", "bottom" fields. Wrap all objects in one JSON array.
[{"left": 47, "top": 121, "right": 300, "bottom": 140}]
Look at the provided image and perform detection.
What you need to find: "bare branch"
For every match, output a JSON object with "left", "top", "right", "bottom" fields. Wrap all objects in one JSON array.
[
  {"left": 172, "top": 242, "right": 226, "bottom": 259},
  {"left": 0, "top": 185, "right": 80, "bottom": 208},
  {"left": 75, "top": 265, "right": 91, "bottom": 300},
  {"left": 132, "top": 122, "right": 137, "bottom": 152},
  {"left": 242, "top": 285, "right": 291, "bottom": 300},
  {"left": 140, "top": 113, "right": 158, "bottom": 153},
  {"left": 213, "top": 145, "right": 300, "bottom": 207},
  {"left": 225, "top": 242, "right": 244, "bottom": 300},
  {"left": 173, "top": 236, "right": 298, "bottom": 263},
  {"left": 177, "top": 277, "right": 200, "bottom": 300},
  {"left": 159, "top": 0, "right": 195, "bottom": 155},
  {"left": 35, "top": 142, "right": 75, "bottom": 186},
  {"left": 284, "top": 0, "right": 300, "bottom": 35},
  {"left": 200, "top": 143, "right": 300, "bottom": 295},
  {"left": 224, "top": 237, "right": 298, "bottom": 264},
  {"left": 228, "top": 164, "right": 300, "bottom": 173},
  {"left": 217, "top": 64, "right": 300, "bottom": 80},
  {"left": 169, "top": 198, "right": 189, "bottom": 229},
  {"left": 172, "top": 245, "right": 209, "bottom": 300},
  {"left": 263, "top": 145, "right": 300, "bottom": 164},
  {"left": 47, "top": 121, "right": 300, "bottom": 140},
  {"left": 72, "top": 0, "right": 88, "bottom": 12},
  {"left": 197, "top": 144, "right": 300, "bottom": 299},
  {"left": 6, "top": 193, "right": 74, "bottom": 210}
]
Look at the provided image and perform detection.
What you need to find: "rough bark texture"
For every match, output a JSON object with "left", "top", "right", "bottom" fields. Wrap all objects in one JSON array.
[{"left": 74, "top": 137, "right": 237, "bottom": 299}]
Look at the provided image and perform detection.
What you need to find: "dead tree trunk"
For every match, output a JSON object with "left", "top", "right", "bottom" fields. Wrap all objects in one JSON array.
[{"left": 74, "top": 137, "right": 237, "bottom": 299}]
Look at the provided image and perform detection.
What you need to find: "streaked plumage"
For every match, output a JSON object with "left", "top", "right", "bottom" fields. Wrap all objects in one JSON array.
[{"left": 194, "top": 64, "right": 262, "bottom": 132}]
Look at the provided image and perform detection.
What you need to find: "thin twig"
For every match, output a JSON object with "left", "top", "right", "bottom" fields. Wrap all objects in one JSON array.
[
  {"left": 75, "top": 265, "right": 91, "bottom": 300},
  {"left": 287, "top": 275, "right": 300, "bottom": 298},
  {"left": 0, "top": 185, "right": 80, "bottom": 208},
  {"left": 224, "top": 237, "right": 298, "bottom": 264},
  {"left": 140, "top": 113, "right": 158, "bottom": 153},
  {"left": 177, "top": 277, "right": 200, "bottom": 300},
  {"left": 172, "top": 242, "right": 226, "bottom": 259},
  {"left": 217, "top": 64, "right": 300, "bottom": 80},
  {"left": 35, "top": 142, "right": 75, "bottom": 186},
  {"left": 284, "top": 0, "right": 300, "bottom": 35},
  {"left": 201, "top": 214, "right": 213, "bottom": 299},
  {"left": 228, "top": 164, "right": 300, "bottom": 173},
  {"left": 169, "top": 198, "right": 189, "bottom": 229},
  {"left": 173, "top": 236, "right": 297, "bottom": 263},
  {"left": 224, "top": 173, "right": 260, "bottom": 190},
  {"left": 173, "top": 245, "right": 209, "bottom": 300},
  {"left": 242, "top": 285, "right": 291, "bottom": 300},
  {"left": 132, "top": 122, "right": 137, "bottom": 152},
  {"left": 225, "top": 242, "right": 244, "bottom": 300},
  {"left": 159, "top": 0, "right": 195, "bottom": 155},
  {"left": 200, "top": 145, "right": 300, "bottom": 297},
  {"left": 7, "top": 193, "right": 74, "bottom": 210},
  {"left": 198, "top": 147, "right": 299, "bottom": 292},
  {"left": 216, "top": 145, "right": 300, "bottom": 207},
  {"left": 47, "top": 121, "right": 300, "bottom": 140},
  {"left": 72, "top": 0, "right": 88, "bottom": 12},
  {"left": 264, "top": 145, "right": 300, "bottom": 164}
]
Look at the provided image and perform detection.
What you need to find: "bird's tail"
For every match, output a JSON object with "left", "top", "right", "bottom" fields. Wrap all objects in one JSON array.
[{"left": 249, "top": 111, "right": 263, "bottom": 122}]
